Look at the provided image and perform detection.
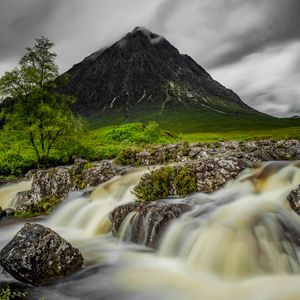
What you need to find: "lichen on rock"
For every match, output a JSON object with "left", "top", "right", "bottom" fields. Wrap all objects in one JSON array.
[{"left": 0, "top": 223, "right": 83, "bottom": 286}]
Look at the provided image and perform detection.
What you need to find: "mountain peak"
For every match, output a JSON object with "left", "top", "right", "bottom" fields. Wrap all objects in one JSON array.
[
  {"left": 129, "top": 27, "right": 166, "bottom": 44},
  {"left": 64, "top": 27, "right": 261, "bottom": 120}
]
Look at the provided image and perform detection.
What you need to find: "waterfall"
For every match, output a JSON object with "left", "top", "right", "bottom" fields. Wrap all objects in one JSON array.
[
  {"left": 1, "top": 162, "right": 300, "bottom": 299},
  {"left": 115, "top": 162, "right": 300, "bottom": 300},
  {"left": 0, "top": 180, "right": 32, "bottom": 208},
  {"left": 47, "top": 168, "right": 146, "bottom": 236}
]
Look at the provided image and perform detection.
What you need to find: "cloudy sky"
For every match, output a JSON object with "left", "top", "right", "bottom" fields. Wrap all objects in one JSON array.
[{"left": 1, "top": 0, "right": 299, "bottom": 117}]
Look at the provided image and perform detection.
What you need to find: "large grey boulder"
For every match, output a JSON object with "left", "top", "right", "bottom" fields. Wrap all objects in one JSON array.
[
  {"left": 0, "top": 223, "right": 83, "bottom": 286},
  {"left": 15, "top": 167, "right": 74, "bottom": 213}
]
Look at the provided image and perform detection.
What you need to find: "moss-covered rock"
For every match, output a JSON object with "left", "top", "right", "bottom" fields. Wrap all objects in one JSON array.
[
  {"left": 133, "top": 157, "right": 248, "bottom": 201},
  {"left": 133, "top": 165, "right": 197, "bottom": 201},
  {"left": 114, "top": 147, "right": 144, "bottom": 166}
]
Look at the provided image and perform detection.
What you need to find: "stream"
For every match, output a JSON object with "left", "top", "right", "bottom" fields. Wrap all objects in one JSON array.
[{"left": 1, "top": 161, "right": 300, "bottom": 299}]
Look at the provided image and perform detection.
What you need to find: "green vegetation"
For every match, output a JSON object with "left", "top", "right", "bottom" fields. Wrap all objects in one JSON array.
[
  {"left": 0, "top": 36, "right": 84, "bottom": 166},
  {"left": 133, "top": 166, "right": 197, "bottom": 201},
  {"left": 0, "top": 287, "right": 27, "bottom": 300},
  {"left": 0, "top": 37, "right": 299, "bottom": 178},
  {"left": 87, "top": 104, "right": 300, "bottom": 133},
  {"left": 14, "top": 195, "right": 60, "bottom": 218},
  {"left": 0, "top": 121, "right": 176, "bottom": 176},
  {"left": 181, "top": 126, "right": 300, "bottom": 142},
  {"left": 1, "top": 116, "right": 300, "bottom": 178}
]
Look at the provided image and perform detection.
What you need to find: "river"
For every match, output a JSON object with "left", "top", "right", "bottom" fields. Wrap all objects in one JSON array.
[{"left": 1, "top": 161, "right": 300, "bottom": 299}]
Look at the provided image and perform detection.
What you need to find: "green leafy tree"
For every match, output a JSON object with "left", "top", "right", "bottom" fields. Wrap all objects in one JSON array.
[{"left": 0, "top": 36, "right": 83, "bottom": 165}]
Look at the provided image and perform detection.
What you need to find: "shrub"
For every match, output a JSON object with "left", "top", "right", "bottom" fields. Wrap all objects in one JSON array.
[{"left": 133, "top": 165, "right": 197, "bottom": 201}]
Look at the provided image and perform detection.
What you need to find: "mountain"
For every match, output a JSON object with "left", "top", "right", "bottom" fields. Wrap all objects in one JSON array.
[{"left": 62, "top": 27, "right": 268, "bottom": 131}]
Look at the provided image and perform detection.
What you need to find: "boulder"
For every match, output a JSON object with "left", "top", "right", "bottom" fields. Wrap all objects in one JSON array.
[
  {"left": 0, "top": 207, "right": 15, "bottom": 218},
  {"left": 288, "top": 185, "right": 300, "bottom": 215},
  {"left": 3, "top": 208, "right": 15, "bottom": 218},
  {"left": 111, "top": 202, "right": 191, "bottom": 248},
  {"left": 15, "top": 167, "right": 73, "bottom": 213},
  {"left": 15, "top": 160, "right": 131, "bottom": 214},
  {"left": 187, "top": 157, "right": 250, "bottom": 193},
  {"left": 82, "top": 160, "right": 130, "bottom": 187},
  {"left": 0, "top": 223, "right": 83, "bottom": 286},
  {"left": 133, "top": 158, "right": 250, "bottom": 201}
]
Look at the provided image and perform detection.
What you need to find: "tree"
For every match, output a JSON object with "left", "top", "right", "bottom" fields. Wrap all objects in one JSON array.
[{"left": 0, "top": 36, "right": 83, "bottom": 165}]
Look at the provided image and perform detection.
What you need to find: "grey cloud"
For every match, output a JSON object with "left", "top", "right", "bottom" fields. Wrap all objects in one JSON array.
[
  {"left": 0, "top": 0, "right": 299, "bottom": 117},
  {"left": 0, "top": 0, "right": 61, "bottom": 63},
  {"left": 206, "top": 0, "right": 300, "bottom": 67}
]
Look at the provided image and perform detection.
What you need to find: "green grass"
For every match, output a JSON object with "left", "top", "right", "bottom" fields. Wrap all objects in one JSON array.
[
  {"left": 0, "top": 122, "right": 178, "bottom": 176},
  {"left": 88, "top": 106, "right": 300, "bottom": 133},
  {"left": 181, "top": 127, "right": 300, "bottom": 142},
  {"left": 1, "top": 108, "right": 300, "bottom": 178}
]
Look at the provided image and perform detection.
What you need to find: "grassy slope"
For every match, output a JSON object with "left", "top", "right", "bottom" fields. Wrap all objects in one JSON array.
[{"left": 88, "top": 105, "right": 300, "bottom": 135}]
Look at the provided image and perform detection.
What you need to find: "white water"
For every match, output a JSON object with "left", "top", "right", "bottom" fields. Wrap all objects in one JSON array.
[
  {"left": 1, "top": 162, "right": 300, "bottom": 299},
  {"left": 116, "top": 161, "right": 300, "bottom": 299},
  {"left": 0, "top": 180, "right": 32, "bottom": 208},
  {"left": 47, "top": 168, "right": 146, "bottom": 237}
]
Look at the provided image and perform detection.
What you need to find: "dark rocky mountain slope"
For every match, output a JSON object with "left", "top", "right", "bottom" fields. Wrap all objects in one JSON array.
[{"left": 62, "top": 27, "right": 264, "bottom": 124}]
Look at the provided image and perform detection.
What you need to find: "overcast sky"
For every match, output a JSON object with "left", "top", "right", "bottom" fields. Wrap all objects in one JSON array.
[{"left": 1, "top": 0, "right": 299, "bottom": 117}]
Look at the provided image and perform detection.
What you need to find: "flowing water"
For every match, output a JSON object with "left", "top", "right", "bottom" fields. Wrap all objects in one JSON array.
[
  {"left": 0, "top": 180, "right": 32, "bottom": 208},
  {"left": 1, "top": 162, "right": 300, "bottom": 299}
]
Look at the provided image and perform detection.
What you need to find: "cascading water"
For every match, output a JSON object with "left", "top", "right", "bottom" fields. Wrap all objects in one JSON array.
[
  {"left": 47, "top": 168, "right": 146, "bottom": 237},
  {"left": 158, "top": 162, "right": 300, "bottom": 278},
  {"left": 116, "top": 161, "right": 300, "bottom": 299},
  {"left": 1, "top": 162, "right": 300, "bottom": 299},
  {"left": 0, "top": 180, "right": 32, "bottom": 208}
]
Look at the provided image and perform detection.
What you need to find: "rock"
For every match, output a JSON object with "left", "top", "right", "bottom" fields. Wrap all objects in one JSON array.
[
  {"left": 288, "top": 186, "right": 300, "bottom": 215},
  {"left": 15, "top": 167, "right": 73, "bottom": 213},
  {"left": 187, "top": 157, "right": 250, "bottom": 193},
  {"left": 82, "top": 160, "right": 130, "bottom": 187},
  {"left": 133, "top": 158, "right": 249, "bottom": 201},
  {"left": 111, "top": 202, "right": 191, "bottom": 248},
  {"left": 15, "top": 160, "right": 131, "bottom": 214},
  {"left": 0, "top": 223, "right": 83, "bottom": 286},
  {"left": 3, "top": 208, "right": 15, "bottom": 218},
  {"left": 111, "top": 202, "right": 139, "bottom": 234},
  {"left": 114, "top": 140, "right": 300, "bottom": 167},
  {"left": 0, "top": 207, "right": 15, "bottom": 218}
]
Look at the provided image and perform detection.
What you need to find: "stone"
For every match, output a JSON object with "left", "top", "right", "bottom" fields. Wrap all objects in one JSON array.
[
  {"left": 15, "top": 167, "right": 73, "bottom": 213},
  {"left": 187, "top": 157, "right": 250, "bottom": 193},
  {"left": 111, "top": 202, "right": 191, "bottom": 248},
  {"left": 3, "top": 208, "right": 15, "bottom": 218},
  {"left": 287, "top": 185, "right": 300, "bottom": 215},
  {"left": 82, "top": 160, "right": 130, "bottom": 187},
  {"left": 0, "top": 223, "right": 83, "bottom": 286}
]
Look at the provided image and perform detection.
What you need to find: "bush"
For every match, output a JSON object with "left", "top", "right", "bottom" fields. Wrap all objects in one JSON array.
[{"left": 133, "top": 165, "right": 197, "bottom": 201}]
